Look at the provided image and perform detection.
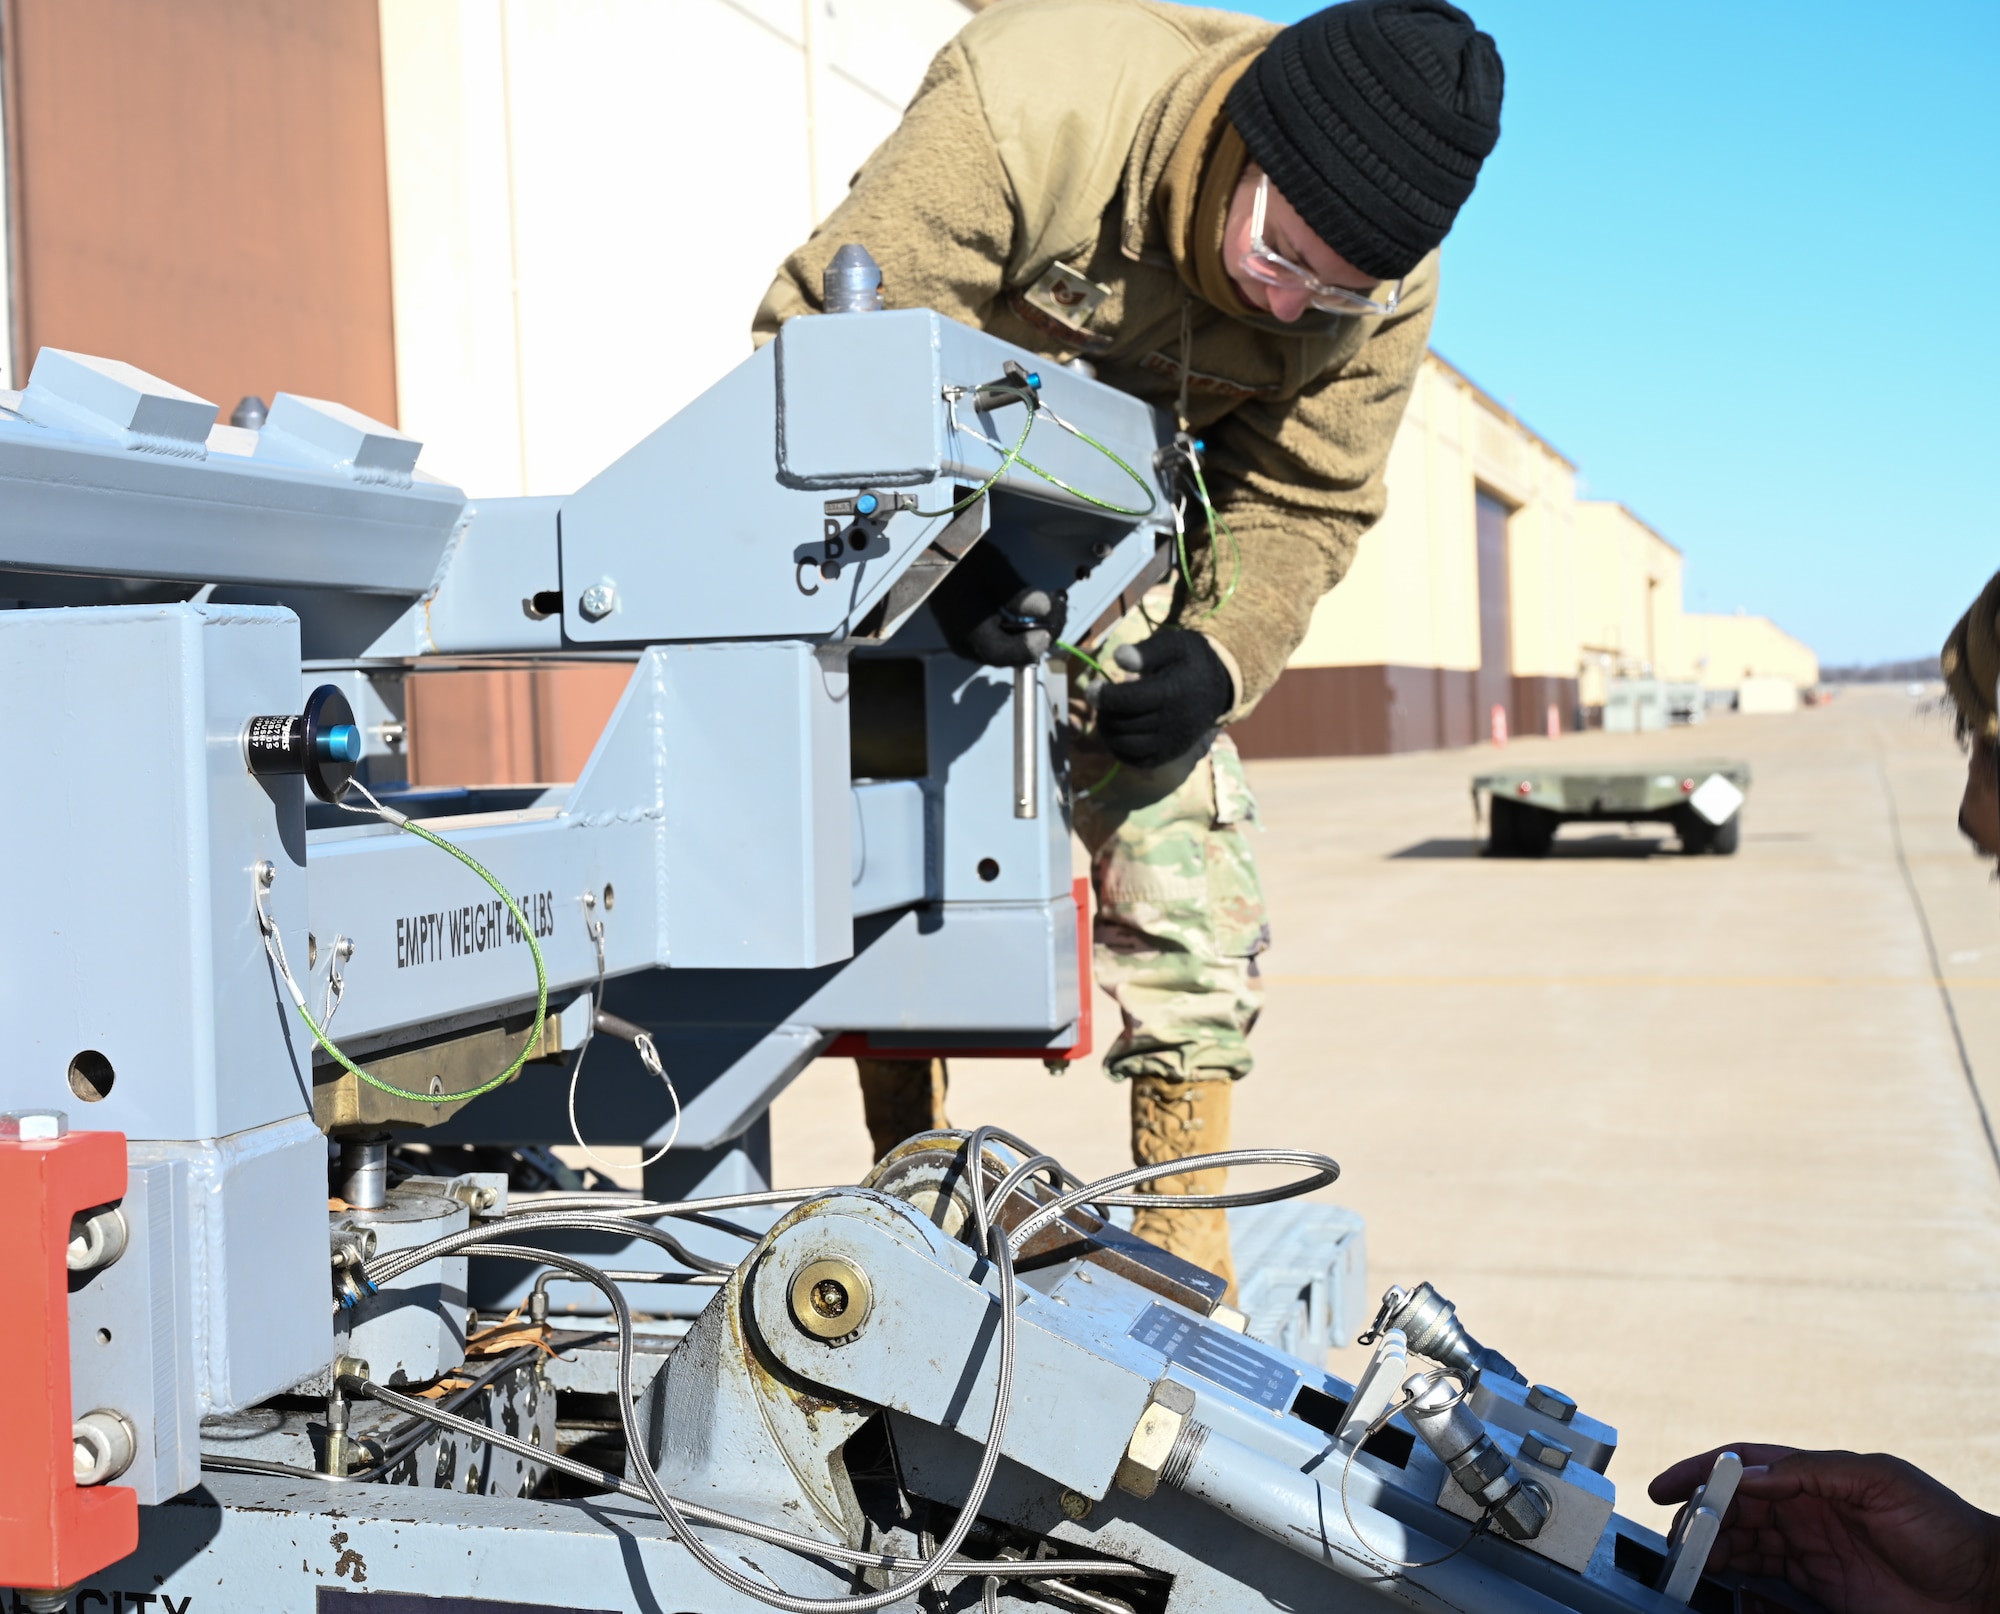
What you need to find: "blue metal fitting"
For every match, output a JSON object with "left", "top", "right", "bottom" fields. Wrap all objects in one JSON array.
[
  {"left": 856, "top": 492, "right": 879, "bottom": 517},
  {"left": 315, "top": 724, "right": 362, "bottom": 765}
]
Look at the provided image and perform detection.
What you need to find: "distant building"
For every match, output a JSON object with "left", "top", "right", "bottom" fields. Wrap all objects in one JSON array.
[
  {"left": 1568, "top": 503, "right": 1817, "bottom": 710},
  {"left": 0, "top": 1, "right": 1814, "bottom": 776},
  {"left": 1233, "top": 356, "right": 1818, "bottom": 758},
  {"left": 1234, "top": 353, "right": 1583, "bottom": 755}
]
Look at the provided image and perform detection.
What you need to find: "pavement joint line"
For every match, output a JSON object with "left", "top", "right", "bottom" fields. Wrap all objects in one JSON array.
[
  {"left": 1264, "top": 974, "right": 2000, "bottom": 989},
  {"left": 1875, "top": 755, "right": 2000, "bottom": 1186},
  {"left": 1392, "top": 1267, "right": 2000, "bottom": 1296}
]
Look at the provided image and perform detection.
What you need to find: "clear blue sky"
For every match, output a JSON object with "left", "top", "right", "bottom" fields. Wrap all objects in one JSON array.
[{"left": 1227, "top": 0, "right": 1998, "bottom": 666}]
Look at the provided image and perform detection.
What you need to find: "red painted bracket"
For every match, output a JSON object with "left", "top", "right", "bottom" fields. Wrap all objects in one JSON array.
[
  {"left": 0, "top": 1129, "right": 136, "bottom": 1590},
  {"left": 828, "top": 876, "right": 1094, "bottom": 1064}
]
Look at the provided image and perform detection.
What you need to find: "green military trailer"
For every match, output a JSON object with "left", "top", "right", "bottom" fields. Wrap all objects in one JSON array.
[{"left": 1471, "top": 760, "right": 1752, "bottom": 857}]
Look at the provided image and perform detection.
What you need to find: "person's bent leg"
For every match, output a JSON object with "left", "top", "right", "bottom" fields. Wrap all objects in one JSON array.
[{"left": 855, "top": 1057, "right": 950, "bottom": 1162}]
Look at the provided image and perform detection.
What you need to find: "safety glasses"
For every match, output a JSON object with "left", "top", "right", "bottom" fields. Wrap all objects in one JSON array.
[{"left": 1242, "top": 171, "right": 1403, "bottom": 318}]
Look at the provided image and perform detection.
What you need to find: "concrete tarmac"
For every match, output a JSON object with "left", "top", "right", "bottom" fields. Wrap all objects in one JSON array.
[{"left": 770, "top": 684, "right": 2000, "bottom": 1528}]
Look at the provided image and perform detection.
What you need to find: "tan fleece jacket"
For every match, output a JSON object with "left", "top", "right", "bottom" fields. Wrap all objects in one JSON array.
[{"left": 753, "top": 0, "right": 1438, "bottom": 714}]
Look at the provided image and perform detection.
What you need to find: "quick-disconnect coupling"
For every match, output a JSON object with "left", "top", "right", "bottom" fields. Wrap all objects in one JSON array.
[
  {"left": 1402, "top": 1374, "right": 1548, "bottom": 1542},
  {"left": 1367, "top": 1281, "right": 1526, "bottom": 1386}
]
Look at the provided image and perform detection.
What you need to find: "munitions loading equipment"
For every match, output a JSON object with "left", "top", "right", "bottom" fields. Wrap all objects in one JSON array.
[{"left": 0, "top": 262, "right": 1778, "bottom": 1612}]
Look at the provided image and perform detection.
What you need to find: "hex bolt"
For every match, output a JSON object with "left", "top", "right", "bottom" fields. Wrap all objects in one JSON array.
[
  {"left": 578, "top": 582, "right": 619, "bottom": 621},
  {"left": 1526, "top": 1384, "right": 1577, "bottom": 1424},
  {"left": 72, "top": 1410, "right": 135, "bottom": 1485},
  {"left": 1115, "top": 1378, "right": 1197, "bottom": 1499},
  {"left": 1520, "top": 1430, "right": 1573, "bottom": 1472},
  {"left": 66, "top": 1206, "right": 128, "bottom": 1273},
  {"left": 0, "top": 1109, "right": 68, "bottom": 1141}
]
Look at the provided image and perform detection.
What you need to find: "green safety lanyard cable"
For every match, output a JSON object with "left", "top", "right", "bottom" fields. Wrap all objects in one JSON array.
[
  {"left": 1179, "top": 443, "right": 1242, "bottom": 620},
  {"left": 1056, "top": 638, "right": 1123, "bottom": 800},
  {"left": 1009, "top": 412, "right": 1157, "bottom": 519},
  {"left": 912, "top": 389, "right": 1042, "bottom": 519},
  {"left": 1055, "top": 639, "right": 1112, "bottom": 679},
  {"left": 918, "top": 386, "right": 1158, "bottom": 522},
  {"left": 258, "top": 802, "right": 548, "bottom": 1107}
]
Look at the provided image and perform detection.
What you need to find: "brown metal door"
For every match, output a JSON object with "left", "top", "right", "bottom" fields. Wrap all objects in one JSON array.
[
  {"left": 1474, "top": 490, "right": 1513, "bottom": 743},
  {"left": 2, "top": 0, "right": 397, "bottom": 420}
]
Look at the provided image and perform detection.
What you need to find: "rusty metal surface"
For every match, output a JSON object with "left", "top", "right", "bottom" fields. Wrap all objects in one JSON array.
[{"left": 315, "top": 1012, "right": 568, "bottom": 1134}]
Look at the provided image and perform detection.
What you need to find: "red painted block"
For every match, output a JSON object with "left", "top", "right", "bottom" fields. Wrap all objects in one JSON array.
[{"left": 0, "top": 1129, "right": 137, "bottom": 1591}]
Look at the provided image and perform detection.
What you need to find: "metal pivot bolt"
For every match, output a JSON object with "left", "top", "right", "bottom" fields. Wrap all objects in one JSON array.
[
  {"left": 578, "top": 582, "right": 619, "bottom": 621},
  {"left": 788, "top": 1256, "right": 873, "bottom": 1342},
  {"left": 72, "top": 1410, "right": 136, "bottom": 1485}
]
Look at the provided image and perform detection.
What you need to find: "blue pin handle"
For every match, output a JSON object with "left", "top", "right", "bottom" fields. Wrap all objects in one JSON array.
[{"left": 315, "top": 724, "right": 363, "bottom": 765}]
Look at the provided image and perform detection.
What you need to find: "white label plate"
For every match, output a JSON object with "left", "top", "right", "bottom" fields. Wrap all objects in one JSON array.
[{"left": 1690, "top": 773, "right": 1745, "bottom": 826}]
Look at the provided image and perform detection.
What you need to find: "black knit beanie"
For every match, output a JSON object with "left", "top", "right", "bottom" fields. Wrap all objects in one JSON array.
[{"left": 1225, "top": 0, "right": 1504, "bottom": 281}]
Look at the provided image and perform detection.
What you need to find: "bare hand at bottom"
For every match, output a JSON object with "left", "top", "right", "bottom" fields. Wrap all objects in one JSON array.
[{"left": 1649, "top": 1445, "right": 2000, "bottom": 1614}]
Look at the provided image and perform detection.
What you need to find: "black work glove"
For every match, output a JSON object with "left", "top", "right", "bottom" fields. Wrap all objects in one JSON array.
[
  {"left": 1093, "top": 629, "right": 1234, "bottom": 769},
  {"left": 930, "top": 542, "right": 1067, "bottom": 668}
]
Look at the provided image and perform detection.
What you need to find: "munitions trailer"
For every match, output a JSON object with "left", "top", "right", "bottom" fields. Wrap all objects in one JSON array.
[{"left": 1472, "top": 762, "right": 1752, "bottom": 857}]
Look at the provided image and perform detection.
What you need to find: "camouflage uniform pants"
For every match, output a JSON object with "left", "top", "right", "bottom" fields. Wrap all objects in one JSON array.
[{"left": 1071, "top": 601, "right": 1270, "bottom": 1084}]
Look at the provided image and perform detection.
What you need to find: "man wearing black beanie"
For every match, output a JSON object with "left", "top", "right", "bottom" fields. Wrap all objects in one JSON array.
[{"left": 756, "top": 0, "right": 1503, "bottom": 1291}]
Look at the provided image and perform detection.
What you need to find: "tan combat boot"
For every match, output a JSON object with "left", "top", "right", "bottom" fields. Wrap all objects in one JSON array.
[
  {"left": 1129, "top": 1074, "right": 1236, "bottom": 1300},
  {"left": 855, "top": 1058, "right": 950, "bottom": 1161}
]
